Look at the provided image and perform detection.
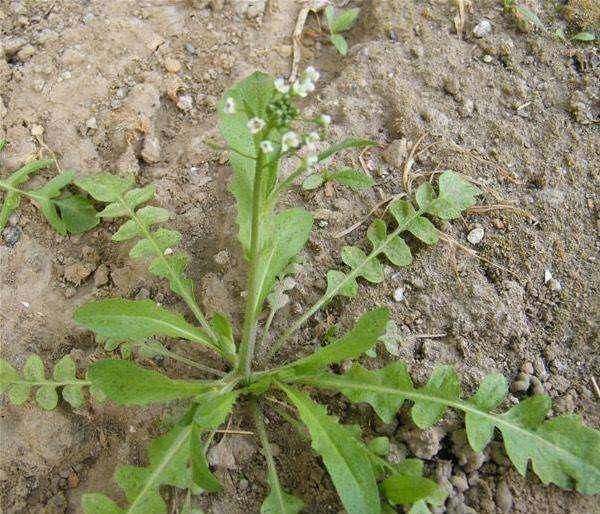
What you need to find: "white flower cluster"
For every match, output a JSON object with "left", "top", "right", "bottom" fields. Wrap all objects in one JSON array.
[
  {"left": 274, "top": 66, "right": 321, "bottom": 98},
  {"left": 224, "top": 97, "right": 236, "bottom": 114}
]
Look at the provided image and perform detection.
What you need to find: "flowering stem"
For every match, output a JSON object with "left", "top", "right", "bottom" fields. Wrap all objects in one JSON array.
[{"left": 238, "top": 137, "right": 273, "bottom": 378}]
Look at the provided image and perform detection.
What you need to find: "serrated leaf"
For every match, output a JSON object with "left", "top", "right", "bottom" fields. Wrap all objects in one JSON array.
[
  {"left": 255, "top": 208, "right": 313, "bottom": 306},
  {"left": 98, "top": 185, "right": 156, "bottom": 218},
  {"left": 113, "top": 206, "right": 170, "bottom": 241},
  {"left": 382, "top": 474, "right": 441, "bottom": 506},
  {"left": 367, "top": 437, "right": 390, "bottom": 456},
  {"left": 24, "top": 355, "right": 45, "bottom": 381},
  {"left": 465, "top": 374, "right": 508, "bottom": 451},
  {"left": 281, "top": 308, "right": 388, "bottom": 377},
  {"left": 329, "top": 168, "right": 375, "bottom": 190},
  {"left": 330, "top": 34, "right": 349, "bottom": 55},
  {"left": 367, "top": 219, "right": 412, "bottom": 267},
  {"left": 210, "top": 312, "right": 236, "bottom": 355},
  {"left": 412, "top": 366, "right": 460, "bottom": 428},
  {"left": 88, "top": 359, "right": 212, "bottom": 405},
  {"left": 329, "top": 7, "right": 360, "bottom": 33},
  {"left": 325, "top": 270, "right": 358, "bottom": 299},
  {"left": 193, "top": 390, "right": 238, "bottom": 429},
  {"left": 55, "top": 195, "right": 99, "bottom": 234},
  {"left": 113, "top": 424, "right": 192, "bottom": 514},
  {"left": 190, "top": 423, "right": 222, "bottom": 492},
  {"left": 74, "top": 298, "right": 216, "bottom": 350},
  {"left": 419, "top": 171, "right": 481, "bottom": 220},
  {"left": 304, "top": 365, "right": 600, "bottom": 494},
  {"left": 82, "top": 493, "right": 124, "bottom": 514},
  {"left": 280, "top": 385, "right": 380, "bottom": 514},
  {"left": 53, "top": 355, "right": 77, "bottom": 381},
  {"left": 302, "top": 174, "right": 324, "bottom": 190},
  {"left": 8, "top": 383, "right": 30, "bottom": 404},
  {"left": 75, "top": 173, "right": 134, "bottom": 202},
  {"left": 261, "top": 479, "right": 304, "bottom": 514},
  {"left": 0, "top": 359, "right": 19, "bottom": 394},
  {"left": 388, "top": 200, "right": 438, "bottom": 245},
  {"left": 342, "top": 245, "right": 384, "bottom": 283},
  {"left": 36, "top": 384, "right": 59, "bottom": 410},
  {"left": 129, "top": 229, "right": 181, "bottom": 259},
  {"left": 148, "top": 251, "right": 195, "bottom": 300}
]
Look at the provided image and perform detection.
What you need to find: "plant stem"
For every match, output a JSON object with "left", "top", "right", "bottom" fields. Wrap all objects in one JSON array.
[
  {"left": 258, "top": 307, "right": 277, "bottom": 355},
  {"left": 118, "top": 195, "right": 219, "bottom": 346},
  {"left": 265, "top": 206, "right": 426, "bottom": 363},
  {"left": 146, "top": 343, "right": 226, "bottom": 377},
  {"left": 238, "top": 150, "right": 268, "bottom": 378},
  {"left": 250, "top": 400, "right": 288, "bottom": 506}
]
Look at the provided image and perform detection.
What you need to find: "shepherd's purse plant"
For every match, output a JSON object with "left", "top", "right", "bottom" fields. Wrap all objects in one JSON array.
[{"left": 1, "top": 69, "right": 598, "bottom": 514}]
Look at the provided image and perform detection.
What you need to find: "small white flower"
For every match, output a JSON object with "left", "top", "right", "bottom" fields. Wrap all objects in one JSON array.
[
  {"left": 260, "top": 140, "right": 274, "bottom": 153},
  {"left": 164, "top": 247, "right": 174, "bottom": 255},
  {"left": 281, "top": 131, "right": 300, "bottom": 151},
  {"left": 224, "top": 97, "right": 236, "bottom": 114},
  {"left": 247, "top": 117, "right": 266, "bottom": 134},
  {"left": 292, "top": 81, "right": 308, "bottom": 98},
  {"left": 274, "top": 77, "right": 290, "bottom": 94},
  {"left": 308, "top": 131, "right": 320, "bottom": 142},
  {"left": 319, "top": 114, "right": 331, "bottom": 126},
  {"left": 305, "top": 66, "right": 320, "bottom": 82}
]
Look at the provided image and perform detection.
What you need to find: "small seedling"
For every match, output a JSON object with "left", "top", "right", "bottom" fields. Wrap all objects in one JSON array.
[
  {"left": 0, "top": 140, "right": 98, "bottom": 235},
  {"left": 325, "top": 5, "right": 360, "bottom": 56},
  {"left": 1, "top": 70, "right": 599, "bottom": 514}
]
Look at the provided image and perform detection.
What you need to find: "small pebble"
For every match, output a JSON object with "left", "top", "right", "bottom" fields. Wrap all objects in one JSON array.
[
  {"left": 16, "top": 43, "right": 36, "bottom": 61},
  {"left": 393, "top": 286, "right": 405, "bottom": 302},
  {"left": 544, "top": 269, "right": 552, "bottom": 283},
  {"left": 213, "top": 250, "right": 229, "bottom": 266},
  {"left": 8, "top": 213, "right": 19, "bottom": 226},
  {"left": 521, "top": 361, "right": 534, "bottom": 375},
  {"left": 547, "top": 278, "right": 562, "bottom": 292},
  {"left": 185, "top": 43, "right": 198, "bottom": 55},
  {"left": 141, "top": 134, "right": 161, "bottom": 164},
  {"left": 176, "top": 95, "right": 193, "bottom": 111},
  {"left": 467, "top": 226, "right": 485, "bottom": 245},
  {"left": 482, "top": 54, "right": 493, "bottom": 63},
  {"left": 93, "top": 264, "right": 109, "bottom": 287},
  {"left": 2, "top": 226, "right": 21, "bottom": 245},
  {"left": 473, "top": 19, "right": 492, "bottom": 38},
  {"left": 163, "top": 57, "right": 182, "bottom": 73},
  {"left": 510, "top": 372, "right": 530, "bottom": 393},
  {"left": 530, "top": 375, "right": 545, "bottom": 395}
]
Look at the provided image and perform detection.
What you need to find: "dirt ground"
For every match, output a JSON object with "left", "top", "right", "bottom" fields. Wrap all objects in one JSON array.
[{"left": 1, "top": 1, "right": 599, "bottom": 513}]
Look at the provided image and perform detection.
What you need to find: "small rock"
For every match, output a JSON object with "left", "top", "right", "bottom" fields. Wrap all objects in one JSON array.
[
  {"left": 450, "top": 471, "right": 469, "bottom": 493},
  {"left": 443, "top": 76, "right": 460, "bottom": 96},
  {"left": 163, "top": 57, "right": 182, "bottom": 73},
  {"left": 547, "top": 278, "right": 562, "bottom": 292},
  {"left": 135, "top": 288, "right": 151, "bottom": 300},
  {"left": 400, "top": 425, "right": 445, "bottom": 459},
  {"left": 482, "top": 54, "right": 493, "bottom": 63},
  {"left": 467, "top": 226, "right": 485, "bottom": 245},
  {"left": 2, "top": 226, "right": 21, "bottom": 246},
  {"left": 177, "top": 94, "right": 193, "bottom": 111},
  {"left": 93, "top": 264, "right": 109, "bottom": 287},
  {"left": 86, "top": 117, "right": 98, "bottom": 130},
  {"left": 473, "top": 19, "right": 492, "bottom": 38},
  {"left": 185, "top": 43, "right": 197, "bottom": 55},
  {"left": 141, "top": 134, "right": 161, "bottom": 164},
  {"left": 521, "top": 361, "right": 534, "bottom": 375},
  {"left": 393, "top": 286, "right": 405, "bottom": 302},
  {"left": 238, "top": 478, "right": 250, "bottom": 491},
  {"left": 496, "top": 480, "right": 513, "bottom": 513},
  {"left": 510, "top": 372, "right": 531, "bottom": 393},
  {"left": 63, "top": 262, "right": 94, "bottom": 285},
  {"left": 3, "top": 36, "right": 27, "bottom": 56},
  {"left": 213, "top": 250, "right": 229, "bottom": 266},
  {"left": 530, "top": 375, "right": 545, "bottom": 395},
  {"left": 544, "top": 269, "right": 552, "bottom": 283},
  {"left": 382, "top": 139, "right": 408, "bottom": 168},
  {"left": 16, "top": 43, "right": 36, "bottom": 61}
]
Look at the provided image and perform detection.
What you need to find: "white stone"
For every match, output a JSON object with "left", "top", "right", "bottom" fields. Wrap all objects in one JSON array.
[
  {"left": 467, "top": 226, "right": 485, "bottom": 245},
  {"left": 473, "top": 19, "right": 492, "bottom": 38},
  {"left": 393, "top": 287, "right": 405, "bottom": 302}
]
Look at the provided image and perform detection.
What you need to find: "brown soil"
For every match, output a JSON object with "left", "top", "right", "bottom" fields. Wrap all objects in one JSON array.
[{"left": 1, "top": 1, "right": 598, "bottom": 513}]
